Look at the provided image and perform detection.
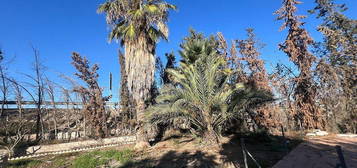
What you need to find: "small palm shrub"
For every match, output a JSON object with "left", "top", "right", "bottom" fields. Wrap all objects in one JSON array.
[{"left": 146, "top": 31, "right": 273, "bottom": 143}]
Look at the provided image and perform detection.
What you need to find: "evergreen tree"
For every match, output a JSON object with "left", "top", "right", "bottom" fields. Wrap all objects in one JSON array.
[
  {"left": 311, "top": 0, "right": 357, "bottom": 133},
  {"left": 275, "top": 0, "right": 324, "bottom": 129}
]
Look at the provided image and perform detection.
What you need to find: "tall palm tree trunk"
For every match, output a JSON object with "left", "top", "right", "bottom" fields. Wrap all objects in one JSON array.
[{"left": 125, "top": 34, "right": 155, "bottom": 144}]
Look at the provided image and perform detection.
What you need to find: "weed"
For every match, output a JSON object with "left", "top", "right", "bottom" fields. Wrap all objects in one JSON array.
[
  {"left": 72, "top": 153, "right": 99, "bottom": 168},
  {"left": 7, "top": 159, "right": 42, "bottom": 168},
  {"left": 71, "top": 148, "right": 134, "bottom": 168}
]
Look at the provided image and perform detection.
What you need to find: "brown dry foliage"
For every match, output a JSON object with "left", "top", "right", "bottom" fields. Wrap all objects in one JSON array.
[
  {"left": 276, "top": 0, "right": 325, "bottom": 129},
  {"left": 71, "top": 52, "right": 110, "bottom": 138},
  {"left": 118, "top": 50, "right": 136, "bottom": 133},
  {"left": 216, "top": 31, "right": 278, "bottom": 130},
  {"left": 237, "top": 29, "right": 279, "bottom": 129}
]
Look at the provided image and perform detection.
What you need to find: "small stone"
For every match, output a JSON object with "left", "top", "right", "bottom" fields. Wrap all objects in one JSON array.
[
  {"left": 315, "top": 131, "right": 328, "bottom": 136},
  {"left": 306, "top": 133, "right": 316, "bottom": 136}
]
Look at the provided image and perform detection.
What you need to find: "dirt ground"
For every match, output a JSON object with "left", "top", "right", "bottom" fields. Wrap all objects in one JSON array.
[
  {"left": 3, "top": 131, "right": 303, "bottom": 168},
  {"left": 273, "top": 135, "right": 357, "bottom": 168},
  {"left": 122, "top": 131, "right": 303, "bottom": 168}
]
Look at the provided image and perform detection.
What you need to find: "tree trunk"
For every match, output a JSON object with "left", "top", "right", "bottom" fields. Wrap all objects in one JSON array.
[
  {"left": 118, "top": 50, "right": 133, "bottom": 133},
  {"left": 124, "top": 34, "right": 155, "bottom": 145},
  {"left": 204, "top": 124, "right": 219, "bottom": 144},
  {"left": 53, "top": 108, "right": 58, "bottom": 138},
  {"left": 202, "top": 110, "right": 219, "bottom": 144},
  {"left": 0, "top": 66, "right": 7, "bottom": 118}
]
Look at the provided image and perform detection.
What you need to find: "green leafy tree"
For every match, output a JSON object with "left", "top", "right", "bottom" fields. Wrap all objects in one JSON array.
[
  {"left": 98, "top": 0, "right": 176, "bottom": 144},
  {"left": 146, "top": 32, "right": 273, "bottom": 143}
]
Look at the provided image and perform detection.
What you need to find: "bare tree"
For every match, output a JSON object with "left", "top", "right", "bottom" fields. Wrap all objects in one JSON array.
[
  {"left": 1, "top": 118, "right": 32, "bottom": 157},
  {"left": 22, "top": 46, "right": 46, "bottom": 140},
  {"left": 44, "top": 78, "right": 58, "bottom": 138},
  {"left": 12, "top": 82, "right": 24, "bottom": 118},
  {"left": 0, "top": 49, "right": 9, "bottom": 118},
  {"left": 271, "top": 63, "right": 298, "bottom": 130},
  {"left": 60, "top": 74, "right": 87, "bottom": 138},
  {"left": 0, "top": 79, "right": 34, "bottom": 157}
]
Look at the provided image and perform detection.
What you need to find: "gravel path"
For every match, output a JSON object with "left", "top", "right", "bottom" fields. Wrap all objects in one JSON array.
[{"left": 273, "top": 135, "right": 357, "bottom": 168}]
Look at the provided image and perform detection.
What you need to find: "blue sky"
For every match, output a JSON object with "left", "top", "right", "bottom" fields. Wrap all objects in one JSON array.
[{"left": 0, "top": 0, "right": 356, "bottom": 101}]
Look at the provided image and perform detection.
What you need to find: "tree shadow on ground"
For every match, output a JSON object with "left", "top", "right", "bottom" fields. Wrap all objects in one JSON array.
[
  {"left": 120, "top": 150, "right": 218, "bottom": 168},
  {"left": 120, "top": 132, "right": 303, "bottom": 168},
  {"left": 219, "top": 132, "right": 303, "bottom": 168},
  {"left": 275, "top": 137, "right": 357, "bottom": 168}
]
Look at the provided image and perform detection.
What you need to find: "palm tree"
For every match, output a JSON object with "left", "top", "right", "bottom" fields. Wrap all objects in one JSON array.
[
  {"left": 146, "top": 32, "right": 273, "bottom": 143},
  {"left": 98, "top": 0, "right": 176, "bottom": 144}
]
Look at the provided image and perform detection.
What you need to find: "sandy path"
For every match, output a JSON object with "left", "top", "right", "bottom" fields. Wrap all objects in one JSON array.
[{"left": 273, "top": 135, "right": 357, "bottom": 168}]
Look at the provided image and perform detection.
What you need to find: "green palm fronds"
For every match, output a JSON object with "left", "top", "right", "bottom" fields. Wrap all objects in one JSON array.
[
  {"left": 146, "top": 32, "right": 273, "bottom": 141},
  {"left": 98, "top": 0, "right": 176, "bottom": 43}
]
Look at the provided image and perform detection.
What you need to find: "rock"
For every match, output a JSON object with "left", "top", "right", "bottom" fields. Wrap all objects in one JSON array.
[
  {"left": 315, "top": 131, "right": 328, "bottom": 136},
  {"left": 306, "top": 130, "right": 328, "bottom": 136}
]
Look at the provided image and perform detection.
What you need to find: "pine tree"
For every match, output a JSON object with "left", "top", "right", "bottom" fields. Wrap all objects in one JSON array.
[
  {"left": 275, "top": 0, "right": 324, "bottom": 129},
  {"left": 311, "top": 0, "right": 357, "bottom": 133}
]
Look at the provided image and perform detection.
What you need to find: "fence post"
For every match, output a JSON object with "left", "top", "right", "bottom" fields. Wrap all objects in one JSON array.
[
  {"left": 245, "top": 150, "right": 261, "bottom": 168},
  {"left": 240, "top": 137, "right": 262, "bottom": 168},
  {"left": 240, "top": 138, "right": 248, "bottom": 168},
  {"left": 335, "top": 145, "right": 347, "bottom": 168}
]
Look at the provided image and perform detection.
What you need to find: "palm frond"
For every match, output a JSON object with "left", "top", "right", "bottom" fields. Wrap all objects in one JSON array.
[
  {"left": 98, "top": 0, "right": 175, "bottom": 43},
  {"left": 146, "top": 32, "right": 274, "bottom": 140}
]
